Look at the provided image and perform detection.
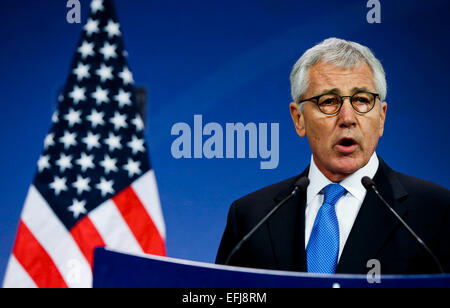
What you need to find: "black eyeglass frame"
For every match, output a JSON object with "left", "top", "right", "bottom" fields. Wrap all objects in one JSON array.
[{"left": 298, "top": 91, "right": 380, "bottom": 115}]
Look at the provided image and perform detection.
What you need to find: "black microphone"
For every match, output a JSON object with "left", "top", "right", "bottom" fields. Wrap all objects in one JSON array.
[
  {"left": 224, "top": 177, "right": 310, "bottom": 265},
  {"left": 361, "top": 176, "right": 445, "bottom": 274}
]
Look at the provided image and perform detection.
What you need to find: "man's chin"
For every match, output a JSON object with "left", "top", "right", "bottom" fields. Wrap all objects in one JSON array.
[
  {"left": 313, "top": 151, "right": 371, "bottom": 181},
  {"left": 328, "top": 156, "right": 365, "bottom": 176}
]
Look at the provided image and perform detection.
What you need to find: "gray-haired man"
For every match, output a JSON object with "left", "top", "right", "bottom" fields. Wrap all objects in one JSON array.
[{"left": 216, "top": 38, "right": 450, "bottom": 275}]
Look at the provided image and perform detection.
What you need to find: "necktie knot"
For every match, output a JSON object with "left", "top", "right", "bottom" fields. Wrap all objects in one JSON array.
[{"left": 322, "top": 184, "right": 346, "bottom": 206}]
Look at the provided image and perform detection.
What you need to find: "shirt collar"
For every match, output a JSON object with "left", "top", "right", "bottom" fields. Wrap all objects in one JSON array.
[{"left": 307, "top": 152, "right": 379, "bottom": 203}]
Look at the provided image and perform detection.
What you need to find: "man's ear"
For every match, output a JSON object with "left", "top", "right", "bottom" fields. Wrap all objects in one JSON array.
[
  {"left": 379, "top": 101, "right": 387, "bottom": 137},
  {"left": 289, "top": 102, "right": 306, "bottom": 137}
]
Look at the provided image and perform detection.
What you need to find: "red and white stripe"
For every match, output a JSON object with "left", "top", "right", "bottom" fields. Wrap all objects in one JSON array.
[{"left": 3, "top": 170, "right": 166, "bottom": 288}]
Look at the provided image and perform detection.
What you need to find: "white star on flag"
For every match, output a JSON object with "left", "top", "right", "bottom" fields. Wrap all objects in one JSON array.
[
  {"left": 55, "top": 153, "right": 73, "bottom": 173},
  {"left": 119, "top": 66, "right": 134, "bottom": 85},
  {"left": 68, "top": 85, "right": 87, "bottom": 104},
  {"left": 99, "top": 42, "right": 117, "bottom": 61},
  {"left": 77, "top": 41, "right": 95, "bottom": 59},
  {"left": 73, "top": 63, "right": 91, "bottom": 81},
  {"left": 84, "top": 18, "right": 100, "bottom": 36},
  {"left": 69, "top": 85, "right": 86, "bottom": 104},
  {"left": 91, "top": 86, "right": 110, "bottom": 105},
  {"left": 132, "top": 115, "right": 144, "bottom": 131},
  {"left": 104, "top": 132, "right": 122, "bottom": 151},
  {"left": 127, "top": 135, "right": 145, "bottom": 155},
  {"left": 44, "top": 133, "right": 55, "bottom": 149},
  {"left": 104, "top": 19, "right": 121, "bottom": 38},
  {"left": 59, "top": 131, "right": 77, "bottom": 150},
  {"left": 99, "top": 154, "right": 118, "bottom": 174},
  {"left": 91, "top": 0, "right": 104, "bottom": 14},
  {"left": 49, "top": 176, "right": 68, "bottom": 195},
  {"left": 110, "top": 111, "right": 127, "bottom": 131},
  {"left": 123, "top": 158, "right": 141, "bottom": 177},
  {"left": 86, "top": 109, "right": 105, "bottom": 128},
  {"left": 96, "top": 63, "right": 114, "bottom": 82},
  {"left": 64, "top": 108, "right": 82, "bottom": 127},
  {"left": 82, "top": 132, "right": 101, "bottom": 151},
  {"left": 52, "top": 111, "right": 59, "bottom": 123},
  {"left": 37, "top": 155, "right": 51, "bottom": 172},
  {"left": 72, "top": 175, "right": 91, "bottom": 195},
  {"left": 114, "top": 89, "right": 132, "bottom": 108},
  {"left": 96, "top": 177, "right": 114, "bottom": 197},
  {"left": 68, "top": 199, "right": 87, "bottom": 219},
  {"left": 76, "top": 152, "right": 95, "bottom": 172}
]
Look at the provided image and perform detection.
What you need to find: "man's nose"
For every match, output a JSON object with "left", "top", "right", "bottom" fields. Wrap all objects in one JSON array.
[{"left": 337, "top": 97, "right": 357, "bottom": 128}]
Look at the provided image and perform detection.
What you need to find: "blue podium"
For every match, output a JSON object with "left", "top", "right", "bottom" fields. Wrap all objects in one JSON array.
[{"left": 92, "top": 248, "right": 450, "bottom": 288}]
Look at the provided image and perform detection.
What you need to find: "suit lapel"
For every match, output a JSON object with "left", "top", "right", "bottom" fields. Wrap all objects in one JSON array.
[
  {"left": 266, "top": 168, "right": 309, "bottom": 272},
  {"left": 336, "top": 158, "right": 408, "bottom": 274}
]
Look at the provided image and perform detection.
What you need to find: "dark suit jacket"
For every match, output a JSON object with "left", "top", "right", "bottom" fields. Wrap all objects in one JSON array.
[{"left": 216, "top": 157, "right": 450, "bottom": 274}]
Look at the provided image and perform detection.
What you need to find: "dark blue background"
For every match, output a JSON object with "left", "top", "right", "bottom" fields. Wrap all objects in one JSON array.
[{"left": 1, "top": 0, "right": 449, "bottom": 283}]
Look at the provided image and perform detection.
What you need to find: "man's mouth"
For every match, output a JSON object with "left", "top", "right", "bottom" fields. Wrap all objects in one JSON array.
[{"left": 335, "top": 137, "right": 358, "bottom": 154}]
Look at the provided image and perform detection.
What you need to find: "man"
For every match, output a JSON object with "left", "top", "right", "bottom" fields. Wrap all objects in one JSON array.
[{"left": 216, "top": 38, "right": 450, "bottom": 275}]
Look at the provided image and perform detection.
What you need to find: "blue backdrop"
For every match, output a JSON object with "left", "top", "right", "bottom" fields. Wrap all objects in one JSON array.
[{"left": 1, "top": 0, "right": 449, "bottom": 283}]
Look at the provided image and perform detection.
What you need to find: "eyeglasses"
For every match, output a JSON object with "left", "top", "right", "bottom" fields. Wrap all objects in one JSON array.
[{"left": 298, "top": 91, "right": 380, "bottom": 115}]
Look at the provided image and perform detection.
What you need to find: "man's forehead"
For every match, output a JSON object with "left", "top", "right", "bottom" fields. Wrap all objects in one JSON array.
[
  {"left": 307, "top": 61, "right": 376, "bottom": 92},
  {"left": 309, "top": 61, "right": 373, "bottom": 77}
]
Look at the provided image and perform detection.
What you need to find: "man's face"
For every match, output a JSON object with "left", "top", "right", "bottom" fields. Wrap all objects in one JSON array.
[{"left": 290, "top": 61, "right": 387, "bottom": 182}]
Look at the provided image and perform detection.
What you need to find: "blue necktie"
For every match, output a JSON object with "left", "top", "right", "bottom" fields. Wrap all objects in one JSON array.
[{"left": 307, "top": 184, "right": 346, "bottom": 274}]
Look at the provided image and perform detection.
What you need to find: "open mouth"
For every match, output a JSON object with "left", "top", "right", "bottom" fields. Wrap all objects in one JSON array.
[
  {"left": 335, "top": 137, "right": 358, "bottom": 154},
  {"left": 339, "top": 138, "right": 357, "bottom": 147}
]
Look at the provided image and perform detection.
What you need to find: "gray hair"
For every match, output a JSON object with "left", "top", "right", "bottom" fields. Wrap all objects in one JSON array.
[{"left": 290, "top": 38, "right": 386, "bottom": 110}]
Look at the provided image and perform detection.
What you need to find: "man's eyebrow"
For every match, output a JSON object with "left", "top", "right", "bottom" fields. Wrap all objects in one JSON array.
[
  {"left": 318, "top": 88, "right": 341, "bottom": 95},
  {"left": 351, "top": 87, "right": 370, "bottom": 93},
  {"left": 317, "top": 87, "right": 371, "bottom": 96}
]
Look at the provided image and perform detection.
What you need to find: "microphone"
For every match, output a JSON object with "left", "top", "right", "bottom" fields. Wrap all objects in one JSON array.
[
  {"left": 361, "top": 176, "right": 445, "bottom": 274},
  {"left": 224, "top": 177, "right": 310, "bottom": 265}
]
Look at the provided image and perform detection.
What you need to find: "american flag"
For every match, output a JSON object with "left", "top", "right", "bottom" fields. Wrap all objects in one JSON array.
[{"left": 3, "top": 0, "right": 166, "bottom": 288}]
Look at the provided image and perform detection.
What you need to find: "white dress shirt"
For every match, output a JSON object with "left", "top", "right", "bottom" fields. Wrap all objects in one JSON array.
[{"left": 305, "top": 152, "right": 379, "bottom": 261}]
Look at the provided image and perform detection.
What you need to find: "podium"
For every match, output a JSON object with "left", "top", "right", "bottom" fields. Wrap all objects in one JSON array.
[{"left": 93, "top": 248, "right": 450, "bottom": 288}]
